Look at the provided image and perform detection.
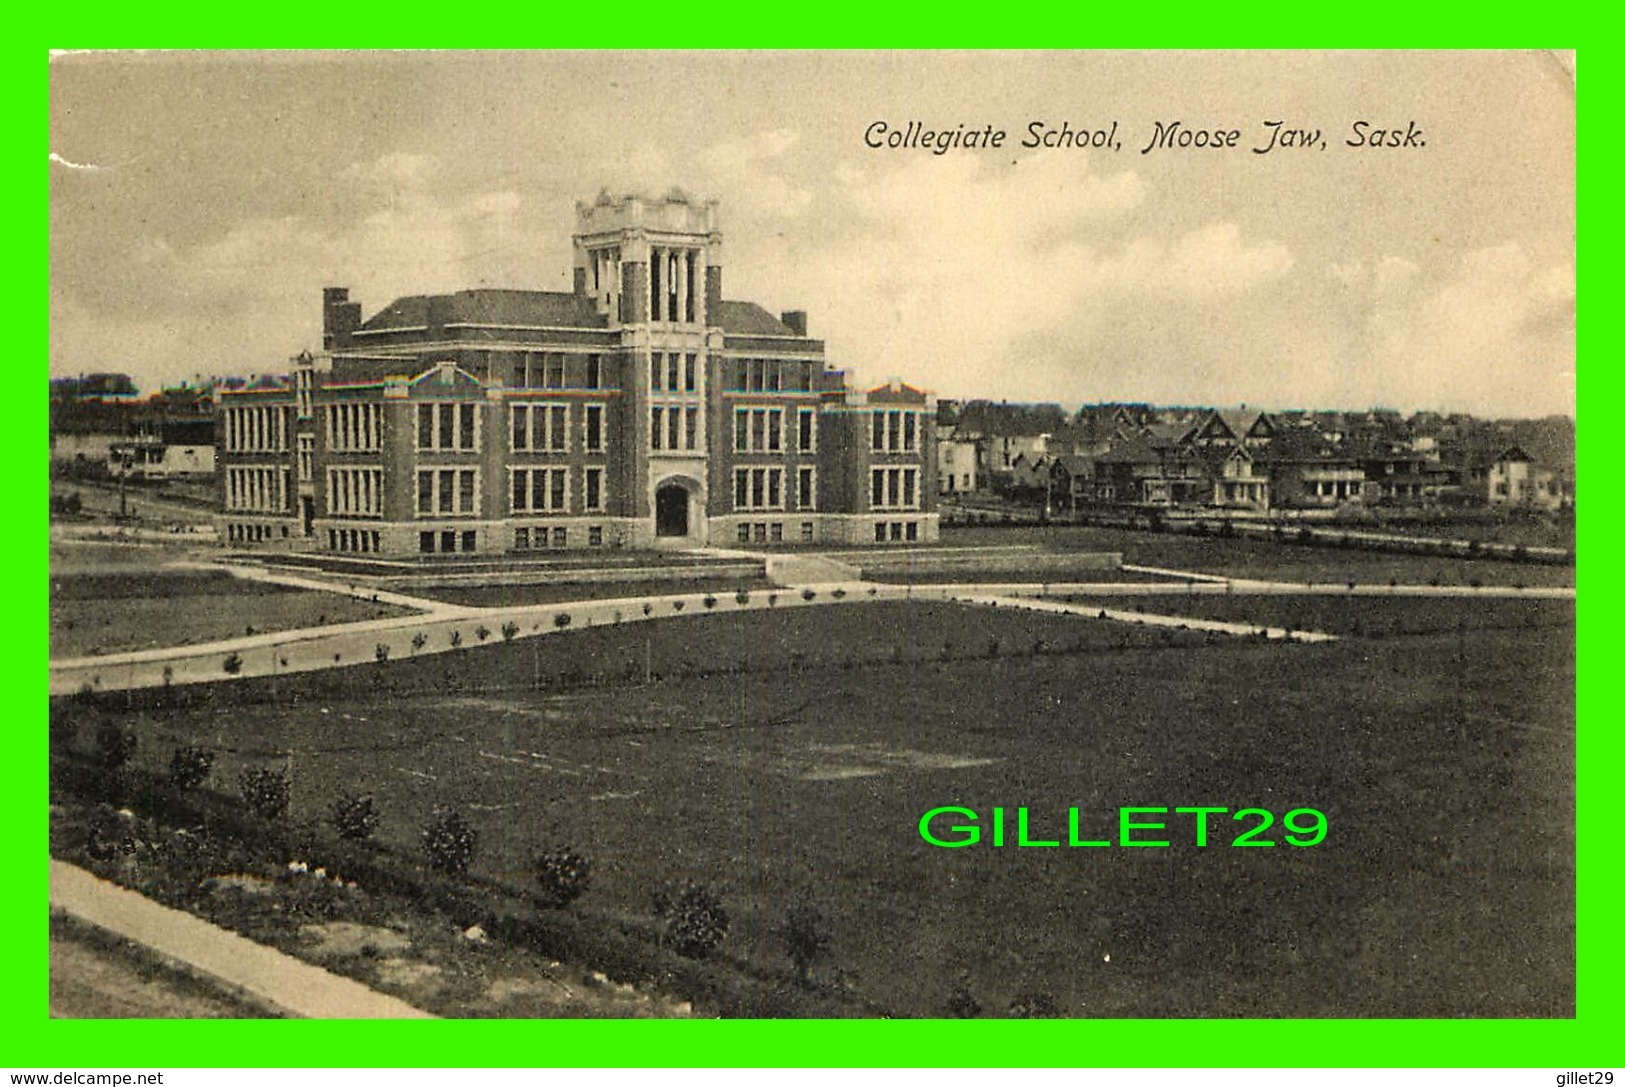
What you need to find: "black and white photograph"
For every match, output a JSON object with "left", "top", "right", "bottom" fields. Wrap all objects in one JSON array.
[{"left": 47, "top": 50, "right": 1575, "bottom": 1019}]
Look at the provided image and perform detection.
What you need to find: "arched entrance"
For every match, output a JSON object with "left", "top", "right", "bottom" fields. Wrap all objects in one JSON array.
[{"left": 655, "top": 483, "right": 690, "bottom": 538}]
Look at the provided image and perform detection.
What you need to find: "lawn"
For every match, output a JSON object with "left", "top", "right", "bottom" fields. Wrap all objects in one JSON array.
[
  {"left": 60, "top": 596, "right": 1575, "bottom": 1017},
  {"left": 49, "top": 570, "right": 417, "bottom": 658},
  {"left": 939, "top": 524, "right": 1576, "bottom": 588}
]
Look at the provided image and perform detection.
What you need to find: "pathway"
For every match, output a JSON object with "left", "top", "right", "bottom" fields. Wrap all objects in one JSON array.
[{"left": 49, "top": 859, "right": 433, "bottom": 1019}]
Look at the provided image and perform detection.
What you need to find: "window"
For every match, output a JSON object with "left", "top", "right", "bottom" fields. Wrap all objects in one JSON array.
[
  {"left": 513, "top": 404, "right": 568, "bottom": 452},
  {"left": 514, "top": 527, "right": 530, "bottom": 550},
  {"left": 226, "top": 467, "right": 288, "bottom": 512},
  {"left": 421, "top": 531, "right": 435, "bottom": 554},
  {"left": 585, "top": 354, "right": 602, "bottom": 389},
  {"left": 734, "top": 408, "right": 784, "bottom": 453},
  {"left": 667, "top": 353, "right": 680, "bottom": 393},
  {"left": 417, "top": 403, "right": 479, "bottom": 452},
  {"left": 512, "top": 467, "right": 569, "bottom": 513},
  {"left": 797, "top": 467, "right": 816, "bottom": 510},
  {"left": 870, "top": 409, "right": 919, "bottom": 454},
  {"left": 870, "top": 467, "right": 921, "bottom": 511},
  {"left": 584, "top": 467, "right": 604, "bottom": 511},
  {"left": 441, "top": 530, "right": 457, "bottom": 553},
  {"left": 906, "top": 521, "right": 918, "bottom": 542},
  {"left": 461, "top": 530, "right": 477, "bottom": 553},
  {"left": 651, "top": 407, "right": 664, "bottom": 450},
  {"left": 584, "top": 405, "right": 604, "bottom": 452},
  {"left": 325, "top": 402, "right": 382, "bottom": 452},
  {"left": 325, "top": 467, "right": 384, "bottom": 517},
  {"left": 685, "top": 407, "right": 698, "bottom": 451},
  {"left": 798, "top": 409, "right": 817, "bottom": 452},
  {"left": 770, "top": 523, "right": 783, "bottom": 543},
  {"left": 684, "top": 353, "right": 696, "bottom": 392},
  {"left": 801, "top": 522, "right": 814, "bottom": 542},
  {"left": 588, "top": 525, "right": 603, "bottom": 547},
  {"left": 737, "top": 523, "right": 751, "bottom": 543},
  {"left": 545, "top": 354, "right": 566, "bottom": 389},
  {"left": 551, "top": 527, "right": 567, "bottom": 548},
  {"left": 733, "top": 467, "right": 785, "bottom": 510},
  {"left": 650, "top": 352, "right": 663, "bottom": 392},
  {"left": 875, "top": 523, "right": 887, "bottom": 543},
  {"left": 667, "top": 405, "right": 680, "bottom": 451},
  {"left": 297, "top": 435, "right": 315, "bottom": 483},
  {"left": 416, "top": 467, "right": 478, "bottom": 516}
]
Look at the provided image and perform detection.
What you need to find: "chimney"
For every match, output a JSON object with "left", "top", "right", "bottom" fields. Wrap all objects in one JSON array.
[
  {"left": 780, "top": 310, "right": 808, "bottom": 337},
  {"left": 323, "top": 287, "right": 361, "bottom": 351}
]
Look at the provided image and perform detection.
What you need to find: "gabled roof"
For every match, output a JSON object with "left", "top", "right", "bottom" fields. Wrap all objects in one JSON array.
[{"left": 868, "top": 381, "right": 930, "bottom": 405}]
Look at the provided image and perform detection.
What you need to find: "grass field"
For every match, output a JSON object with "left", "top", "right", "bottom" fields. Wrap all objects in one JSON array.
[
  {"left": 65, "top": 595, "right": 1574, "bottom": 1017},
  {"left": 49, "top": 570, "right": 416, "bottom": 658},
  {"left": 939, "top": 524, "right": 1576, "bottom": 588}
]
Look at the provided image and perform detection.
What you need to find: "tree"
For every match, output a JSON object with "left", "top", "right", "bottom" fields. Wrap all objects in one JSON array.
[
  {"left": 655, "top": 881, "right": 729, "bottom": 959},
  {"left": 422, "top": 807, "right": 477, "bottom": 874},
  {"left": 780, "top": 899, "right": 832, "bottom": 983}
]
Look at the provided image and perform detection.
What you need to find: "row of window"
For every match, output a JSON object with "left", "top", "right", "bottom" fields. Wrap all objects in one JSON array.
[
  {"left": 420, "top": 529, "right": 479, "bottom": 554},
  {"left": 329, "top": 528, "right": 382, "bottom": 553},
  {"left": 512, "top": 352, "right": 602, "bottom": 391},
  {"left": 512, "top": 403, "right": 606, "bottom": 453},
  {"left": 726, "top": 358, "right": 820, "bottom": 393},
  {"left": 734, "top": 466, "right": 818, "bottom": 511},
  {"left": 872, "top": 410, "right": 920, "bottom": 454},
  {"left": 649, "top": 246, "right": 700, "bottom": 324},
  {"left": 650, "top": 405, "right": 701, "bottom": 451},
  {"left": 417, "top": 403, "right": 480, "bottom": 452},
  {"left": 512, "top": 466, "right": 605, "bottom": 514},
  {"left": 326, "top": 402, "right": 384, "bottom": 452},
  {"left": 327, "top": 467, "right": 384, "bottom": 517},
  {"left": 650, "top": 351, "right": 699, "bottom": 393},
  {"left": 871, "top": 467, "right": 921, "bottom": 511},
  {"left": 733, "top": 407, "right": 818, "bottom": 454},
  {"left": 874, "top": 520, "right": 921, "bottom": 543},
  {"left": 226, "top": 522, "right": 289, "bottom": 543},
  {"left": 735, "top": 521, "right": 816, "bottom": 544},
  {"left": 513, "top": 524, "right": 606, "bottom": 550},
  {"left": 224, "top": 406, "right": 288, "bottom": 454},
  {"left": 225, "top": 467, "right": 289, "bottom": 513}
]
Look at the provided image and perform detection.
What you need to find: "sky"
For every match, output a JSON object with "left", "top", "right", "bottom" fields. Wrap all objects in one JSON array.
[{"left": 49, "top": 51, "right": 1576, "bottom": 417}]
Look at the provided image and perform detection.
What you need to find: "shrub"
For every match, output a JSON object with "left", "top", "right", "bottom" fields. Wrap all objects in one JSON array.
[
  {"left": 642, "top": 602, "right": 654, "bottom": 617},
  {"left": 801, "top": 589, "right": 816, "bottom": 602},
  {"left": 781, "top": 899, "right": 833, "bottom": 983},
  {"left": 411, "top": 632, "right": 428, "bottom": 654},
  {"left": 1008, "top": 989, "right": 1060, "bottom": 1018},
  {"left": 831, "top": 588, "right": 847, "bottom": 599},
  {"left": 422, "top": 808, "right": 477, "bottom": 874},
  {"left": 239, "top": 768, "right": 290, "bottom": 821},
  {"left": 501, "top": 621, "right": 520, "bottom": 642},
  {"left": 534, "top": 846, "right": 591, "bottom": 907},
  {"left": 449, "top": 630, "right": 463, "bottom": 648},
  {"left": 374, "top": 643, "right": 390, "bottom": 662},
  {"left": 475, "top": 625, "right": 491, "bottom": 642},
  {"left": 735, "top": 590, "right": 750, "bottom": 605},
  {"left": 672, "top": 600, "right": 685, "bottom": 612},
  {"left": 329, "top": 793, "right": 380, "bottom": 842},
  {"left": 222, "top": 652, "right": 243, "bottom": 675},
  {"left": 553, "top": 613, "right": 572, "bottom": 629},
  {"left": 768, "top": 593, "right": 778, "bottom": 607},
  {"left": 96, "top": 721, "right": 137, "bottom": 771},
  {"left": 702, "top": 594, "right": 717, "bottom": 609},
  {"left": 161, "top": 665, "right": 174, "bottom": 688},
  {"left": 655, "top": 881, "right": 730, "bottom": 959},
  {"left": 945, "top": 984, "right": 982, "bottom": 1018},
  {"left": 168, "top": 745, "right": 213, "bottom": 792}
]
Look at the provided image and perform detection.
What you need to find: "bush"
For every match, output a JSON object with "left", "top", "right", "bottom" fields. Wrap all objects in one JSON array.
[
  {"left": 801, "top": 589, "right": 816, "bottom": 601},
  {"left": 781, "top": 899, "right": 833, "bottom": 983},
  {"left": 945, "top": 984, "right": 982, "bottom": 1018},
  {"left": 329, "top": 793, "right": 380, "bottom": 842},
  {"left": 1008, "top": 989, "right": 1060, "bottom": 1018},
  {"left": 222, "top": 652, "right": 243, "bottom": 675},
  {"left": 672, "top": 600, "right": 685, "bottom": 612},
  {"left": 168, "top": 745, "right": 213, "bottom": 792},
  {"left": 422, "top": 808, "right": 477, "bottom": 874},
  {"left": 374, "top": 643, "right": 390, "bottom": 662},
  {"left": 642, "top": 602, "right": 654, "bottom": 617},
  {"left": 96, "top": 721, "right": 137, "bottom": 771},
  {"left": 533, "top": 846, "right": 591, "bottom": 907},
  {"left": 553, "top": 613, "right": 572, "bottom": 629},
  {"left": 475, "top": 625, "right": 491, "bottom": 642},
  {"left": 239, "top": 768, "right": 290, "bottom": 821},
  {"left": 702, "top": 594, "right": 718, "bottom": 609},
  {"left": 501, "top": 621, "right": 520, "bottom": 642},
  {"left": 411, "top": 632, "right": 428, "bottom": 654},
  {"left": 449, "top": 629, "right": 463, "bottom": 648},
  {"left": 655, "top": 881, "right": 729, "bottom": 959},
  {"left": 735, "top": 590, "right": 750, "bottom": 605}
]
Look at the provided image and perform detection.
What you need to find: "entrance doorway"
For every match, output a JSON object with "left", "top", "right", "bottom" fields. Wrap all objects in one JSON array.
[{"left": 655, "top": 483, "right": 689, "bottom": 537}]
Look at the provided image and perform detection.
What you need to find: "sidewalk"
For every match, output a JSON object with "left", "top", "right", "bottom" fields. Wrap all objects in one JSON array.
[{"left": 49, "top": 860, "right": 434, "bottom": 1019}]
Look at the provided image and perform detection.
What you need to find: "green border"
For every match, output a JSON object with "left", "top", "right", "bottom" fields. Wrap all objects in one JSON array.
[{"left": 25, "top": 25, "right": 1611, "bottom": 1070}]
